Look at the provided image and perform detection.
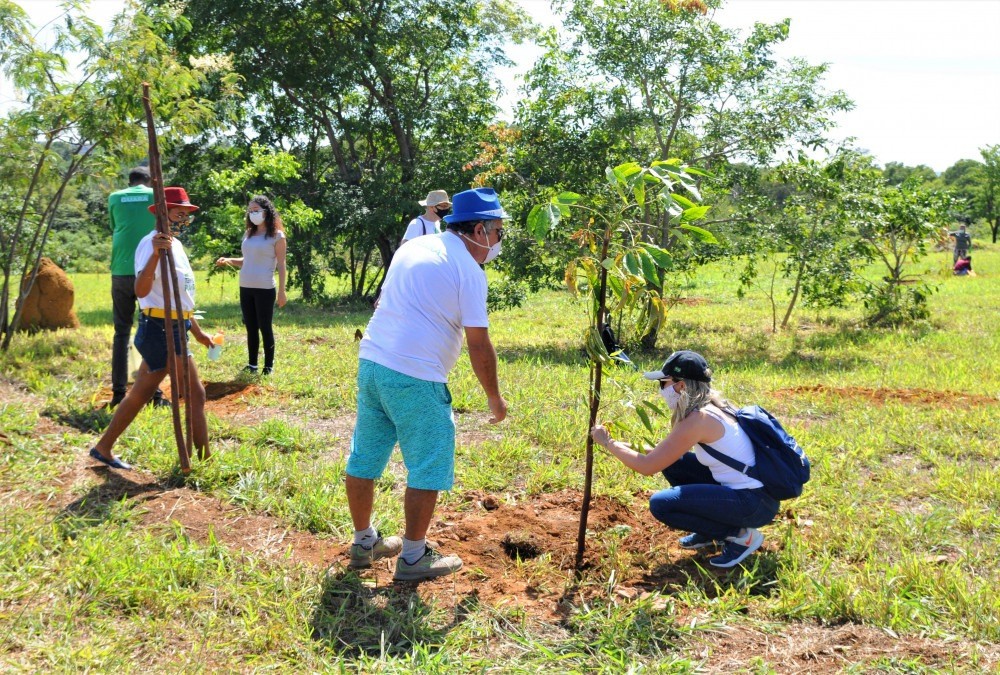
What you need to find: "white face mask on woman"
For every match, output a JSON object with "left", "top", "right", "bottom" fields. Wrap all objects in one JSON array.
[
  {"left": 248, "top": 211, "right": 266, "bottom": 226},
  {"left": 660, "top": 382, "right": 682, "bottom": 410}
]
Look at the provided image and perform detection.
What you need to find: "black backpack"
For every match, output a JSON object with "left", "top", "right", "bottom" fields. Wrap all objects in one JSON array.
[{"left": 699, "top": 406, "right": 810, "bottom": 501}]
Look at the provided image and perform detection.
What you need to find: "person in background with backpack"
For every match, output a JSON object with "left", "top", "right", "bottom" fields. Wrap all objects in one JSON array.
[
  {"left": 591, "top": 350, "right": 781, "bottom": 568},
  {"left": 400, "top": 190, "right": 451, "bottom": 244}
]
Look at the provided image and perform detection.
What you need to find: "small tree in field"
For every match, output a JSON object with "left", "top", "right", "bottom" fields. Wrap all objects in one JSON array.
[
  {"left": 735, "top": 153, "right": 873, "bottom": 330},
  {"left": 858, "top": 182, "right": 954, "bottom": 327},
  {"left": 528, "top": 160, "right": 714, "bottom": 569}
]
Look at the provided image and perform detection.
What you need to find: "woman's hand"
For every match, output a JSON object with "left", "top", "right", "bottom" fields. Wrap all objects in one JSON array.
[
  {"left": 591, "top": 424, "right": 612, "bottom": 449},
  {"left": 215, "top": 257, "right": 230, "bottom": 267},
  {"left": 276, "top": 289, "right": 287, "bottom": 308}
]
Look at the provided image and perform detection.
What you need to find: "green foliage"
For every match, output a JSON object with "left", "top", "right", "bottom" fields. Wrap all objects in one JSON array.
[
  {"left": 488, "top": 0, "right": 852, "bottom": 316},
  {"left": 979, "top": 144, "right": 1000, "bottom": 243},
  {"left": 486, "top": 277, "right": 528, "bottom": 313},
  {"left": 530, "top": 160, "right": 713, "bottom": 364},
  {"left": 853, "top": 169, "right": 953, "bottom": 327},
  {"left": 0, "top": 0, "right": 237, "bottom": 348},
  {"left": 166, "top": 0, "right": 533, "bottom": 299}
]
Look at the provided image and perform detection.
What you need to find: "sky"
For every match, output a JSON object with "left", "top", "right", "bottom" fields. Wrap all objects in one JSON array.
[{"left": 5, "top": 0, "right": 999, "bottom": 174}]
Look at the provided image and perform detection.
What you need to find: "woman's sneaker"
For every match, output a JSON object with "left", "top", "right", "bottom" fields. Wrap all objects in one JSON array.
[
  {"left": 349, "top": 533, "right": 403, "bottom": 569},
  {"left": 709, "top": 528, "right": 764, "bottom": 568},
  {"left": 678, "top": 532, "right": 720, "bottom": 550},
  {"left": 393, "top": 546, "right": 463, "bottom": 581}
]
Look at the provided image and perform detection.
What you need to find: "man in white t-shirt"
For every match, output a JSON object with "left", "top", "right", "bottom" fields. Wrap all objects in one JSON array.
[
  {"left": 346, "top": 187, "right": 509, "bottom": 581},
  {"left": 400, "top": 189, "right": 451, "bottom": 244}
]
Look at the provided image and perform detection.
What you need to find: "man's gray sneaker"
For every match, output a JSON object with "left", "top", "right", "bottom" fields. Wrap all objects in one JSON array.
[
  {"left": 349, "top": 534, "right": 403, "bottom": 569},
  {"left": 393, "top": 546, "right": 463, "bottom": 581}
]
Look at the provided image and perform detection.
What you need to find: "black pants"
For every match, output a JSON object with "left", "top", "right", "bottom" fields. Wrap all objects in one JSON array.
[
  {"left": 240, "top": 286, "right": 276, "bottom": 369},
  {"left": 111, "top": 275, "right": 164, "bottom": 399}
]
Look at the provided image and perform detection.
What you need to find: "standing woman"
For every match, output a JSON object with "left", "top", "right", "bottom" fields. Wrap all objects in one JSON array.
[
  {"left": 216, "top": 195, "right": 287, "bottom": 375},
  {"left": 591, "top": 350, "right": 780, "bottom": 568}
]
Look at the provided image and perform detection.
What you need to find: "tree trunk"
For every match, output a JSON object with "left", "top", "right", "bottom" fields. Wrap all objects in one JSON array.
[
  {"left": 576, "top": 220, "right": 613, "bottom": 572},
  {"left": 781, "top": 261, "right": 806, "bottom": 330}
]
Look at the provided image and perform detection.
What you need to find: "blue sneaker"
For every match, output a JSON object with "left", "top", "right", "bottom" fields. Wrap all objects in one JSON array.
[
  {"left": 678, "top": 532, "right": 720, "bottom": 550},
  {"left": 88, "top": 447, "right": 133, "bottom": 470},
  {"left": 709, "top": 528, "right": 763, "bottom": 568}
]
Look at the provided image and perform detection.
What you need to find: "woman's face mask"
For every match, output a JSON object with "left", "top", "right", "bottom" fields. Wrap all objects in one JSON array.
[
  {"left": 248, "top": 210, "right": 266, "bottom": 226},
  {"left": 659, "top": 380, "right": 682, "bottom": 410}
]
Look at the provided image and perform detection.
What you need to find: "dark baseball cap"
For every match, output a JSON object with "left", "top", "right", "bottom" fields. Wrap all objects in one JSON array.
[{"left": 643, "top": 350, "right": 712, "bottom": 383}]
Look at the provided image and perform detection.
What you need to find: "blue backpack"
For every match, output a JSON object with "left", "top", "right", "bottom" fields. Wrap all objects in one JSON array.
[{"left": 699, "top": 406, "right": 810, "bottom": 501}]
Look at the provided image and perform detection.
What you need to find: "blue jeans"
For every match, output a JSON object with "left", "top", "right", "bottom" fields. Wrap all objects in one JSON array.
[
  {"left": 649, "top": 453, "right": 779, "bottom": 540},
  {"left": 134, "top": 313, "right": 192, "bottom": 372}
]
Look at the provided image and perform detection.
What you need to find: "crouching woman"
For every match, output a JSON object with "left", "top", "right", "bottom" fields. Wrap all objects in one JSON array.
[{"left": 591, "top": 350, "right": 779, "bottom": 568}]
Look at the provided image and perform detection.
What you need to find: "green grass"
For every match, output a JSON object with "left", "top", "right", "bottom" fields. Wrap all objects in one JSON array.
[{"left": 1, "top": 244, "right": 999, "bottom": 671}]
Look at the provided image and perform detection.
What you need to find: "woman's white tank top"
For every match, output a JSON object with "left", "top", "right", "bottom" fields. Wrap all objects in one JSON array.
[{"left": 693, "top": 404, "right": 764, "bottom": 490}]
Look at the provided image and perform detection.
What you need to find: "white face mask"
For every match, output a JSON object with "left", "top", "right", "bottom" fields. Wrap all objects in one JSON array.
[
  {"left": 248, "top": 211, "right": 265, "bottom": 226},
  {"left": 660, "top": 382, "right": 682, "bottom": 410},
  {"left": 462, "top": 229, "right": 503, "bottom": 264}
]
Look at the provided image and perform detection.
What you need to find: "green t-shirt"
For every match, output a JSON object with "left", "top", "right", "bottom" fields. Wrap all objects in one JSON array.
[{"left": 109, "top": 185, "right": 156, "bottom": 275}]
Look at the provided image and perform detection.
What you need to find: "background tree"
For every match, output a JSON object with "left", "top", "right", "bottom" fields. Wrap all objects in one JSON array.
[
  {"left": 978, "top": 145, "right": 1000, "bottom": 243},
  {"left": 160, "top": 0, "right": 532, "bottom": 299},
  {"left": 857, "top": 180, "right": 953, "bottom": 327},
  {"left": 502, "top": 0, "right": 852, "bottom": 346},
  {"left": 0, "top": 0, "right": 238, "bottom": 349},
  {"left": 734, "top": 153, "right": 869, "bottom": 330}
]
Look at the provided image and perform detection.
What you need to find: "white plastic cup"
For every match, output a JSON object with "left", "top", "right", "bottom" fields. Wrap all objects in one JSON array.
[{"left": 207, "top": 343, "right": 222, "bottom": 361}]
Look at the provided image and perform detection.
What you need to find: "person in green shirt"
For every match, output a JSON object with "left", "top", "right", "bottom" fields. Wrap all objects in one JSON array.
[{"left": 108, "top": 166, "right": 167, "bottom": 408}]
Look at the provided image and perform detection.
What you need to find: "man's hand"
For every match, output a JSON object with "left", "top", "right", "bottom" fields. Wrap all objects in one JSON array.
[
  {"left": 487, "top": 395, "right": 507, "bottom": 424},
  {"left": 277, "top": 289, "right": 287, "bottom": 308}
]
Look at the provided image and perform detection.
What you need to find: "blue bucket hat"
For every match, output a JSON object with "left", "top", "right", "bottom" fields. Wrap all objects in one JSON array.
[{"left": 443, "top": 188, "right": 509, "bottom": 224}]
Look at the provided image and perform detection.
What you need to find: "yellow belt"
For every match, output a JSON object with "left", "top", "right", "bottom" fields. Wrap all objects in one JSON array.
[{"left": 142, "top": 308, "right": 193, "bottom": 320}]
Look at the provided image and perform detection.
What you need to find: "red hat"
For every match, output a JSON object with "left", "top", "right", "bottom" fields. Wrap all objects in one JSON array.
[{"left": 148, "top": 186, "right": 199, "bottom": 214}]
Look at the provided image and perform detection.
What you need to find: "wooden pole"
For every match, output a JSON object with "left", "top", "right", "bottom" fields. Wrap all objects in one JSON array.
[{"left": 141, "top": 83, "right": 193, "bottom": 473}]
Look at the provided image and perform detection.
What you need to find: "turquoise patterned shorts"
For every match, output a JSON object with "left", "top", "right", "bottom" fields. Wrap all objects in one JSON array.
[{"left": 347, "top": 359, "right": 456, "bottom": 491}]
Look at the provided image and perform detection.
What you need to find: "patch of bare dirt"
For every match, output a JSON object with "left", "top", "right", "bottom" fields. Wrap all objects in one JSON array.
[
  {"left": 776, "top": 384, "right": 997, "bottom": 407},
  {"left": 674, "top": 296, "right": 711, "bottom": 306},
  {"left": 695, "top": 621, "right": 998, "bottom": 673}
]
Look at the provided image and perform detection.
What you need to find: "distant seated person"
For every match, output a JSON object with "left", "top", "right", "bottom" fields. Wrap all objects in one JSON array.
[{"left": 953, "top": 255, "right": 972, "bottom": 276}]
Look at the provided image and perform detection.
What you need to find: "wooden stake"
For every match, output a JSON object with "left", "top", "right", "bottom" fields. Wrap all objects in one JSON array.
[{"left": 141, "top": 82, "right": 194, "bottom": 473}]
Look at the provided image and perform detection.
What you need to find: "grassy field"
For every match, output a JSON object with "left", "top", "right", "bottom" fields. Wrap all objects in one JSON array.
[{"left": 1, "top": 244, "right": 998, "bottom": 672}]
